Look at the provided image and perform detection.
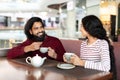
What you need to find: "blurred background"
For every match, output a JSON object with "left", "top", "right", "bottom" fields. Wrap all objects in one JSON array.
[{"left": 0, "top": 0, "right": 120, "bottom": 48}]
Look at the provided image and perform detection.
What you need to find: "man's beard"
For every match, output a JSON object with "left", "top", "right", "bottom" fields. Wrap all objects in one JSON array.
[{"left": 32, "top": 31, "right": 46, "bottom": 42}]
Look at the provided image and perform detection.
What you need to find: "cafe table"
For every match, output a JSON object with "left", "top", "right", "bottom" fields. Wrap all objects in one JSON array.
[{"left": 0, "top": 57, "right": 112, "bottom": 80}]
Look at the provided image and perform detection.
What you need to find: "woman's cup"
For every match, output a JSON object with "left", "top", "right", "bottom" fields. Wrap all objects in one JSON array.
[
  {"left": 64, "top": 52, "right": 75, "bottom": 61},
  {"left": 40, "top": 47, "right": 48, "bottom": 53}
]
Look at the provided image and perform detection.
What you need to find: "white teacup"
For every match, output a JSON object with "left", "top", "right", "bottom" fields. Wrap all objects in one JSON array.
[
  {"left": 40, "top": 47, "right": 48, "bottom": 53},
  {"left": 64, "top": 52, "right": 75, "bottom": 61}
]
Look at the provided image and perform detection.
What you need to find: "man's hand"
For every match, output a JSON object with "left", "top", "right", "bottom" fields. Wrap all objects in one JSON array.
[
  {"left": 24, "top": 42, "right": 42, "bottom": 52},
  {"left": 48, "top": 47, "right": 57, "bottom": 59}
]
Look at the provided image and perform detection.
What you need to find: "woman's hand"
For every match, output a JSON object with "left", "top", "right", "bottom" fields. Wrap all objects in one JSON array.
[
  {"left": 63, "top": 55, "right": 72, "bottom": 63},
  {"left": 71, "top": 55, "right": 85, "bottom": 66},
  {"left": 48, "top": 47, "right": 57, "bottom": 59}
]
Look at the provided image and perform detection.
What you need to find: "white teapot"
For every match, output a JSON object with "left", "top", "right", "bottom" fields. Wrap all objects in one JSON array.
[{"left": 26, "top": 54, "right": 46, "bottom": 67}]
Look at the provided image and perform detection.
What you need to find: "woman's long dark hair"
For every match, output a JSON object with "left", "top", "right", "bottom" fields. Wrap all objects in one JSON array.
[
  {"left": 82, "top": 15, "right": 117, "bottom": 80},
  {"left": 24, "top": 17, "right": 45, "bottom": 39}
]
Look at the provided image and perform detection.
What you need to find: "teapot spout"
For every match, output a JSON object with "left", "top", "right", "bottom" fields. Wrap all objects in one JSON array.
[{"left": 43, "top": 57, "right": 47, "bottom": 60}]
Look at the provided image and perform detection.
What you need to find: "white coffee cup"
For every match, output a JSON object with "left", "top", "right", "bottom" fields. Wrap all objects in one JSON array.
[
  {"left": 40, "top": 47, "right": 48, "bottom": 53},
  {"left": 64, "top": 52, "right": 75, "bottom": 61}
]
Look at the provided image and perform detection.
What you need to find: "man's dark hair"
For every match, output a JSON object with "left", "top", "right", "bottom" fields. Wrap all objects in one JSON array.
[{"left": 24, "top": 17, "right": 45, "bottom": 39}]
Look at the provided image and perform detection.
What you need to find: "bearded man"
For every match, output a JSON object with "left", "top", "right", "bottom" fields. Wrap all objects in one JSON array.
[{"left": 7, "top": 17, "right": 66, "bottom": 62}]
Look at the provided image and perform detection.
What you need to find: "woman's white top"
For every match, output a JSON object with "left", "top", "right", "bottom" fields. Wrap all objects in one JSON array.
[{"left": 80, "top": 39, "right": 110, "bottom": 72}]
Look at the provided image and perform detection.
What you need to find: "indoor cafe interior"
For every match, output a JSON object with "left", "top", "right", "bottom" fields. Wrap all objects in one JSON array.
[
  {"left": 0, "top": 0, "right": 120, "bottom": 80},
  {"left": 0, "top": 0, "right": 119, "bottom": 48}
]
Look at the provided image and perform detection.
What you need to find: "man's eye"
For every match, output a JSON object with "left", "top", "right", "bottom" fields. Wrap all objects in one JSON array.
[
  {"left": 33, "top": 26, "right": 43, "bottom": 30},
  {"left": 34, "top": 27, "right": 38, "bottom": 29}
]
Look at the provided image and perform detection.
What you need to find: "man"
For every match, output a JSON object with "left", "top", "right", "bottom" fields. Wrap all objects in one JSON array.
[{"left": 7, "top": 17, "right": 66, "bottom": 61}]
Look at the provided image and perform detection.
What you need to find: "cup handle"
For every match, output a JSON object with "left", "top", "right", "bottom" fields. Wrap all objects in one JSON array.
[{"left": 26, "top": 57, "right": 32, "bottom": 64}]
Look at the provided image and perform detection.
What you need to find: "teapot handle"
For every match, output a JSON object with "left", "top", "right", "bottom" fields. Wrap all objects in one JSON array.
[{"left": 26, "top": 57, "right": 32, "bottom": 64}]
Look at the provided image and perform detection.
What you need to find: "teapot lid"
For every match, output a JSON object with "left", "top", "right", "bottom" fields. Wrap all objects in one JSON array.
[
  {"left": 33, "top": 54, "right": 41, "bottom": 58},
  {"left": 36, "top": 54, "right": 39, "bottom": 56},
  {"left": 31, "top": 54, "right": 41, "bottom": 61}
]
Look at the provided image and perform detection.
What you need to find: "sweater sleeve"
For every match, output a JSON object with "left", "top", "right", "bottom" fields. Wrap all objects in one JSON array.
[
  {"left": 55, "top": 40, "right": 66, "bottom": 62},
  {"left": 84, "top": 41, "right": 110, "bottom": 72},
  {"left": 7, "top": 40, "right": 31, "bottom": 59}
]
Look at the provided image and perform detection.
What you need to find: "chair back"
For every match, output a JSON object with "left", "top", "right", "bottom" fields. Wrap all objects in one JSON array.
[{"left": 60, "top": 39, "right": 82, "bottom": 56}]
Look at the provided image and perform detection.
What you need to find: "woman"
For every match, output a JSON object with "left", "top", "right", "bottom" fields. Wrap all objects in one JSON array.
[{"left": 64, "top": 15, "right": 114, "bottom": 72}]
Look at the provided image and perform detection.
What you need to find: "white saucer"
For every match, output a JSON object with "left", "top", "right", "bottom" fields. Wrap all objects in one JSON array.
[{"left": 57, "top": 63, "right": 75, "bottom": 69}]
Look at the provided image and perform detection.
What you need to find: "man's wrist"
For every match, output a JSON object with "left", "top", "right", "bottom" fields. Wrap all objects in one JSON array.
[{"left": 24, "top": 46, "right": 30, "bottom": 53}]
